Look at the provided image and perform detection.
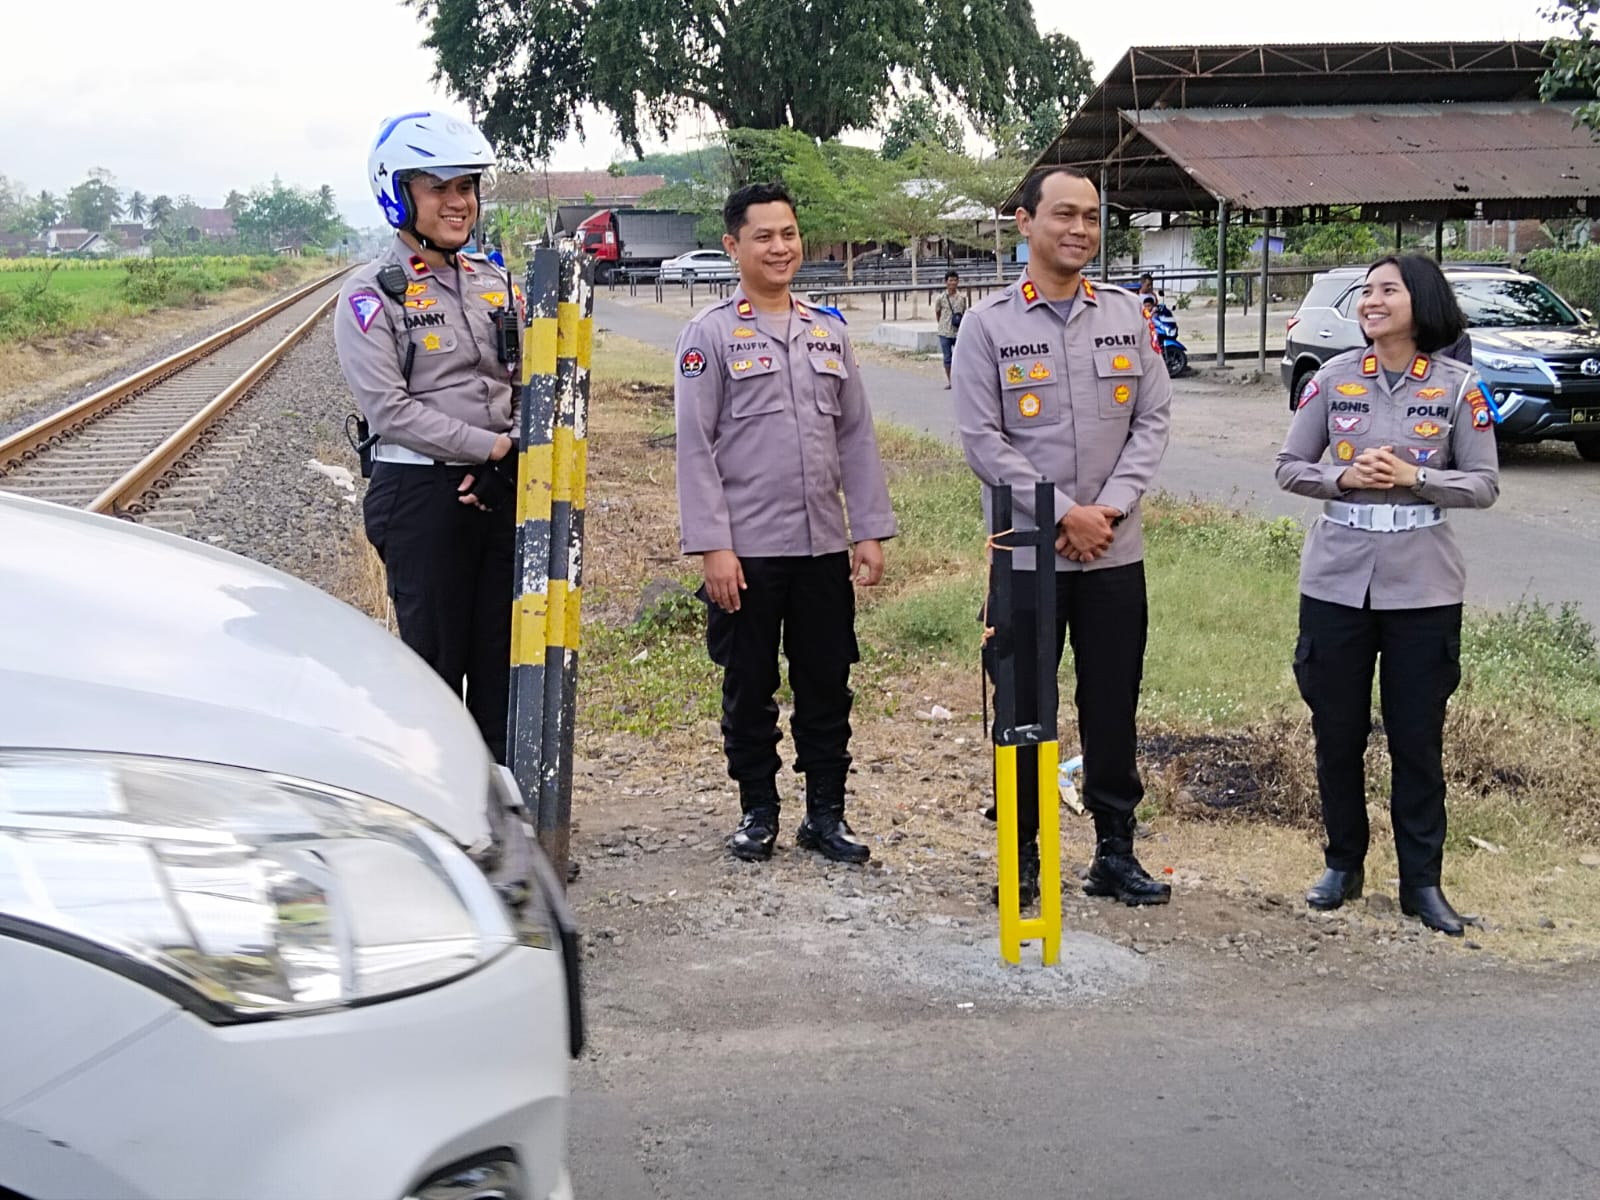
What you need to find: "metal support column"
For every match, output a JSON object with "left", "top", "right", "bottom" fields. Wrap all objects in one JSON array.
[
  {"left": 1258, "top": 216, "right": 1272, "bottom": 375},
  {"left": 1435, "top": 221, "right": 1445, "bottom": 261},
  {"left": 1099, "top": 166, "right": 1110, "bottom": 282},
  {"left": 1215, "top": 199, "right": 1229, "bottom": 368}
]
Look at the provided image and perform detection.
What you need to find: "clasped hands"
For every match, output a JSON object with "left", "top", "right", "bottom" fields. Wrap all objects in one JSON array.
[
  {"left": 1055, "top": 504, "right": 1122, "bottom": 563},
  {"left": 1337, "top": 445, "right": 1420, "bottom": 492}
]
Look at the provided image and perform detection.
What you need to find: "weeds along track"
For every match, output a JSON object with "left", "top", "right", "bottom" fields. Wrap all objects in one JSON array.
[{"left": 0, "top": 269, "right": 346, "bottom": 520}]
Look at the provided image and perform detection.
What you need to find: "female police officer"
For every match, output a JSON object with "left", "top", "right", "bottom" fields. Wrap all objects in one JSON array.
[
  {"left": 1276, "top": 254, "right": 1499, "bottom": 935},
  {"left": 334, "top": 111, "right": 521, "bottom": 763}
]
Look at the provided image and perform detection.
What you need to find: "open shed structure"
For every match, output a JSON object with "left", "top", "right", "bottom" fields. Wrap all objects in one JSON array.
[{"left": 1015, "top": 42, "right": 1600, "bottom": 367}]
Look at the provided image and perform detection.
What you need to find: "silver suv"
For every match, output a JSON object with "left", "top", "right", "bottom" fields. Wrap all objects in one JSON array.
[{"left": 1281, "top": 265, "right": 1600, "bottom": 460}]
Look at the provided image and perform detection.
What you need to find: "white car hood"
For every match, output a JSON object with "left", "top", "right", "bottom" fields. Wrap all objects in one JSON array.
[{"left": 0, "top": 494, "right": 492, "bottom": 846}]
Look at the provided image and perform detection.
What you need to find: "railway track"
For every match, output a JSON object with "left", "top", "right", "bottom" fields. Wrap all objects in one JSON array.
[{"left": 0, "top": 269, "right": 347, "bottom": 521}]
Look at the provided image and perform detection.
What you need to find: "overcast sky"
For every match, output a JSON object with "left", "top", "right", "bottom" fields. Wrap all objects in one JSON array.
[{"left": 2, "top": 0, "right": 1561, "bottom": 230}]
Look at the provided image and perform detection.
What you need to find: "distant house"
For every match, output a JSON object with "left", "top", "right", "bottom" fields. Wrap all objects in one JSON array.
[
  {"left": 45, "top": 227, "right": 115, "bottom": 256},
  {"left": 109, "top": 222, "right": 151, "bottom": 257},
  {"left": 0, "top": 231, "right": 45, "bottom": 258},
  {"left": 483, "top": 170, "right": 668, "bottom": 211},
  {"left": 191, "top": 208, "right": 235, "bottom": 239}
]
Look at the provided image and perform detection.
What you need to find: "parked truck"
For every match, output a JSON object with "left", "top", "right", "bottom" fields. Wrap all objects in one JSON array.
[{"left": 576, "top": 208, "right": 701, "bottom": 280}]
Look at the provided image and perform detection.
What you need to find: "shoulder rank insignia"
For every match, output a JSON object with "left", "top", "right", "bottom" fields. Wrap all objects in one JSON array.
[
  {"left": 794, "top": 300, "right": 812, "bottom": 319},
  {"left": 408, "top": 254, "right": 431, "bottom": 277},
  {"left": 1409, "top": 354, "right": 1431, "bottom": 379},
  {"left": 1360, "top": 353, "right": 1378, "bottom": 376},
  {"left": 1020, "top": 280, "right": 1039, "bottom": 305},
  {"left": 736, "top": 298, "right": 754, "bottom": 318},
  {"left": 1081, "top": 278, "right": 1097, "bottom": 302}
]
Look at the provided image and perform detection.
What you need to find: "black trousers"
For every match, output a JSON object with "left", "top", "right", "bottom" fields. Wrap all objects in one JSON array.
[
  {"left": 363, "top": 461, "right": 516, "bottom": 763},
  {"left": 984, "top": 563, "right": 1149, "bottom": 843},
  {"left": 703, "top": 553, "right": 859, "bottom": 785},
  {"left": 1293, "top": 595, "right": 1463, "bottom": 888}
]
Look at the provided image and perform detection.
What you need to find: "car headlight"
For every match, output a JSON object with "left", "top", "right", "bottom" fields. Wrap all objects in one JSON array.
[
  {"left": 1474, "top": 351, "right": 1542, "bottom": 372},
  {"left": 0, "top": 751, "right": 516, "bottom": 1022}
]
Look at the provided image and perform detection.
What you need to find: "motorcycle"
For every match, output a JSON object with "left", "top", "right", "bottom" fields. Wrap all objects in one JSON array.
[{"left": 1142, "top": 296, "right": 1188, "bottom": 377}]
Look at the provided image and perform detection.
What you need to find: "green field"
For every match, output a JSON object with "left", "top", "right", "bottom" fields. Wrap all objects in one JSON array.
[{"left": 0, "top": 255, "right": 330, "bottom": 339}]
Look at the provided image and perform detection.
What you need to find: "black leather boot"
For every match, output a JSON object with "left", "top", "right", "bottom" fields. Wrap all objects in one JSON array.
[
  {"left": 728, "top": 778, "right": 780, "bottom": 862},
  {"left": 795, "top": 772, "right": 871, "bottom": 864},
  {"left": 1400, "top": 885, "right": 1465, "bottom": 936},
  {"left": 1084, "top": 816, "right": 1170, "bottom": 906},
  {"left": 1306, "top": 866, "right": 1364, "bottom": 911},
  {"left": 990, "top": 839, "right": 1041, "bottom": 908}
]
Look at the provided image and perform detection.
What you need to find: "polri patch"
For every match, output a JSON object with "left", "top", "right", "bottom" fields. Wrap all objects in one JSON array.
[
  {"left": 680, "top": 348, "right": 707, "bottom": 377},
  {"left": 348, "top": 290, "right": 383, "bottom": 333}
]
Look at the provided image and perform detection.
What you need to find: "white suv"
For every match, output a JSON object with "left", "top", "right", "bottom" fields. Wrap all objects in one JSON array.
[{"left": 0, "top": 493, "right": 579, "bottom": 1200}]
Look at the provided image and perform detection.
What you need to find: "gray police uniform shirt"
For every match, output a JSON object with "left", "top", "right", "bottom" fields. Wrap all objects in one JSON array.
[
  {"left": 674, "top": 288, "right": 896, "bottom": 557},
  {"left": 952, "top": 275, "right": 1173, "bottom": 572},
  {"left": 1275, "top": 347, "right": 1500, "bottom": 610},
  {"left": 334, "top": 235, "right": 521, "bottom": 464}
]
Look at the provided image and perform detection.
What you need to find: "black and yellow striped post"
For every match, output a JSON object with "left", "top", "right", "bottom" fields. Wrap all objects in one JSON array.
[
  {"left": 990, "top": 481, "right": 1063, "bottom": 966},
  {"left": 536, "top": 251, "right": 594, "bottom": 877},
  {"left": 509, "top": 249, "right": 562, "bottom": 826}
]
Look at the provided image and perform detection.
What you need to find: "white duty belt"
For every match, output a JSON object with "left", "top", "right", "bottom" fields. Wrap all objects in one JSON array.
[
  {"left": 371, "top": 443, "right": 472, "bottom": 467},
  {"left": 1323, "top": 500, "right": 1446, "bottom": 532}
]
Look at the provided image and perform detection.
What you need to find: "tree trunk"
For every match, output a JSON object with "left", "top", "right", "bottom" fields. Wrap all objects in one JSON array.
[{"left": 994, "top": 212, "right": 1003, "bottom": 282}]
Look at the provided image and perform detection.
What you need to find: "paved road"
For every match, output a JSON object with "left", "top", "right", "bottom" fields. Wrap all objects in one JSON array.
[
  {"left": 598, "top": 297, "right": 1600, "bottom": 626},
  {"left": 571, "top": 946, "right": 1600, "bottom": 1199}
]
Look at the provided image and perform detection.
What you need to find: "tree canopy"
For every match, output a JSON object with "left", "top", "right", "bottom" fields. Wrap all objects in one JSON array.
[
  {"left": 1542, "top": 0, "right": 1600, "bottom": 134},
  {"left": 881, "top": 96, "right": 966, "bottom": 161},
  {"left": 407, "top": 0, "right": 1091, "bottom": 162}
]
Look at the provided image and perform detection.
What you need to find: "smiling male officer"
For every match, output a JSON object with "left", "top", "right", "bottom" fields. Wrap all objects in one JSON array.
[
  {"left": 674, "top": 182, "right": 896, "bottom": 866},
  {"left": 953, "top": 165, "right": 1173, "bottom": 909}
]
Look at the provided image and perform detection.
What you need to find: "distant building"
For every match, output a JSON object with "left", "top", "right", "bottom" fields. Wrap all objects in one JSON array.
[
  {"left": 0, "top": 231, "right": 45, "bottom": 258},
  {"left": 44, "top": 227, "right": 115, "bottom": 256},
  {"left": 483, "top": 170, "right": 669, "bottom": 210}
]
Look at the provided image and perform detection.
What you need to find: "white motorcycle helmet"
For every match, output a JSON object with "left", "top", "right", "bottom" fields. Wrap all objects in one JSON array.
[{"left": 367, "top": 110, "right": 497, "bottom": 234}]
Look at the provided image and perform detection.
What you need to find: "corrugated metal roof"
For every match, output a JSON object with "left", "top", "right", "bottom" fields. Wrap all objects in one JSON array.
[{"left": 1131, "top": 103, "right": 1600, "bottom": 209}]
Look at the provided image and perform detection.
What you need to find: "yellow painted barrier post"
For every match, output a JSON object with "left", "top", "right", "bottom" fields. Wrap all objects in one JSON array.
[
  {"left": 509, "top": 248, "right": 561, "bottom": 866},
  {"left": 990, "top": 481, "right": 1063, "bottom": 966}
]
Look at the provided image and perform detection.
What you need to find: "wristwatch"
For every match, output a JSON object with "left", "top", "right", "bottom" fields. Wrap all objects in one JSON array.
[{"left": 1414, "top": 468, "right": 1430, "bottom": 491}]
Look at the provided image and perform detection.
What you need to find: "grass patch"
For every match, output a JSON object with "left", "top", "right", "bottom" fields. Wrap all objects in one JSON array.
[{"left": 0, "top": 256, "right": 328, "bottom": 341}]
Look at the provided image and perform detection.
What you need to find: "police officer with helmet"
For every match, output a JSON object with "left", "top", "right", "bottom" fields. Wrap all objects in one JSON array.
[
  {"left": 675, "top": 182, "right": 897, "bottom": 866},
  {"left": 1277, "top": 253, "right": 1499, "bottom": 935},
  {"left": 334, "top": 110, "right": 523, "bottom": 763},
  {"left": 953, "top": 165, "right": 1173, "bottom": 910}
]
